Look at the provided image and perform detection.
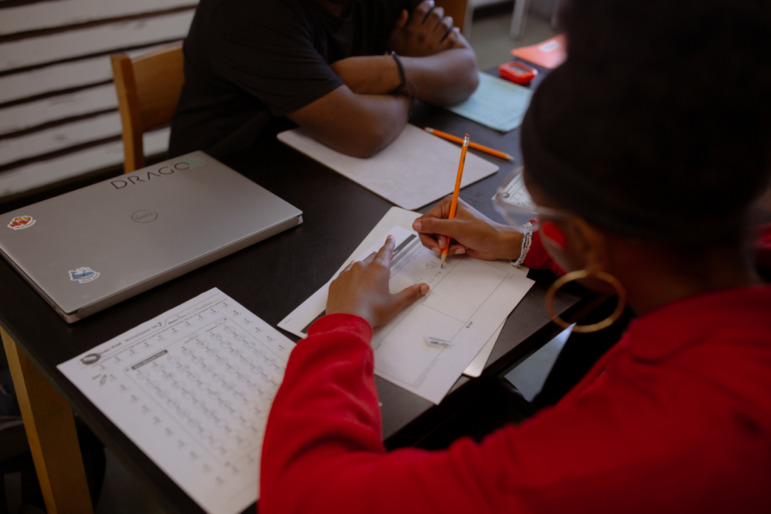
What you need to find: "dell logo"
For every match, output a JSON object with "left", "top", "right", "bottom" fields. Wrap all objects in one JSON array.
[{"left": 131, "top": 209, "right": 158, "bottom": 223}]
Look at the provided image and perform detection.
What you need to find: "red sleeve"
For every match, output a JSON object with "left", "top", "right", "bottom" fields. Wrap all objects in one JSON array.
[
  {"left": 756, "top": 223, "right": 771, "bottom": 275},
  {"left": 259, "top": 313, "right": 771, "bottom": 513},
  {"left": 522, "top": 229, "right": 564, "bottom": 275},
  {"left": 259, "top": 313, "right": 515, "bottom": 513}
]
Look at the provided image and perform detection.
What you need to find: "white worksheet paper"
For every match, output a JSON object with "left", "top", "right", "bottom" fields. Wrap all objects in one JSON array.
[
  {"left": 277, "top": 123, "right": 499, "bottom": 210},
  {"left": 279, "top": 208, "right": 534, "bottom": 403},
  {"left": 58, "top": 288, "right": 293, "bottom": 514}
]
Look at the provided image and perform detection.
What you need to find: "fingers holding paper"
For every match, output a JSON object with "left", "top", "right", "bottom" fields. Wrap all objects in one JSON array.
[
  {"left": 327, "top": 236, "right": 429, "bottom": 329},
  {"left": 413, "top": 196, "right": 523, "bottom": 262}
]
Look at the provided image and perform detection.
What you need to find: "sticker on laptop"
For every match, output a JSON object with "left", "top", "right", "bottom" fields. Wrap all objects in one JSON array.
[
  {"left": 7, "top": 215, "right": 36, "bottom": 230},
  {"left": 69, "top": 267, "right": 100, "bottom": 284}
]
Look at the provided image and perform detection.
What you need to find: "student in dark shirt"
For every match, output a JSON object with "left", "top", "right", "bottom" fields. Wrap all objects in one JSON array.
[{"left": 169, "top": 0, "right": 478, "bottom": 161}]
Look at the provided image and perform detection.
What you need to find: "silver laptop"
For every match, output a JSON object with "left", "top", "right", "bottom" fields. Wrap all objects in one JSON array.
[{"left": 0, "top": 151, "right": 302, "bottom": 323}]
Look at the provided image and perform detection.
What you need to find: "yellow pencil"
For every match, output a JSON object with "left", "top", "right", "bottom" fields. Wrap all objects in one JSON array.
[
  {"left": 424, "top": 127, "right": 514, "bottom": 162},
  {"left": 441, "top": 134, "right": 470, "bottom": 268}
]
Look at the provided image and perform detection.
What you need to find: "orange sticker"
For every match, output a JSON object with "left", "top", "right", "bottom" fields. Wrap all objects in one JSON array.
[{"left": 7, "top": 215, "right": 36, "bottom": 230}]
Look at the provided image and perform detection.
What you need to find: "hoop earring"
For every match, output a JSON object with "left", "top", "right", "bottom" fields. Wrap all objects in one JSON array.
[{"left": 545, "top": 269, "right": 627, "bottom": 334}]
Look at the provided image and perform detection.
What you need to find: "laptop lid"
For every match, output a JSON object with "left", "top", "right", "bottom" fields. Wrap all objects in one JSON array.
[{"left": 0, "top": 151, "right": 302, "bottom": 323}]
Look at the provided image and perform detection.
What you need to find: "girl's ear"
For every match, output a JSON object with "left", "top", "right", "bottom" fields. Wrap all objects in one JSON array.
[{"left": 561, "top": 217, "right": 611, "bottom": 274}]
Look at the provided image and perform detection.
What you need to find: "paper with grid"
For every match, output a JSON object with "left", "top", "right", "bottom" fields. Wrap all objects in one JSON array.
[{"left": 58, "top": 288, "right": 293, "bottom": 514}]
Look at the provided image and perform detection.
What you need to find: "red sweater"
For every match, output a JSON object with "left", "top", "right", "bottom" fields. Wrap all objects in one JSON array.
[
  {"left": 261, "top": 284, "right": 771, "bottom": 513},
  {"left": 261, "top": 225, "right": 771, "bottom": 512}
]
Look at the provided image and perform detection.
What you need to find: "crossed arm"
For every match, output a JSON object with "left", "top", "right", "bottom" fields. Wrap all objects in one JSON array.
[{"left": 287, "top": 0, "right": 479, "bottom": 158}]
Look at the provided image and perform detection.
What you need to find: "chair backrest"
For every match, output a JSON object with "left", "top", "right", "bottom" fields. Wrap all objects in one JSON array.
[
  {"left": 436, "top": 0, "right": 470, "bottom": 34},
  {"left": 110, "top": 43, "right": 184, "bottom": 173}
]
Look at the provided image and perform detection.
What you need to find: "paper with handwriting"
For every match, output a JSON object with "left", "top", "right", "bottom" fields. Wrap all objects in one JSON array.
[{"left": 279, "top": 208, "right": 533, "bottom": 403}]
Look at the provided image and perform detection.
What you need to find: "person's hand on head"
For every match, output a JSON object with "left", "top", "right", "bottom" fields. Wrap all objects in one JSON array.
[
  {"left": 388, "top": 0, "right": 460, "bottom": 57},
  {"left": 413, "top": 197, "right": 522, "bottom": 261},
  {"left": 326, "top": 236, "right": 429, "bottom": 328}
]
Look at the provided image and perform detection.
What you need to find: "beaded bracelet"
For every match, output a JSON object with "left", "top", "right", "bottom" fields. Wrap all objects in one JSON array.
[{"left": 511, "top": 220, "right": 535, "bottom": 268}]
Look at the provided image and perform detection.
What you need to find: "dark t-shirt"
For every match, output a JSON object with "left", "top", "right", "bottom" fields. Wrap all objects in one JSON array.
[{"left": 169, "top": 0, "right": 414, "bottom": 160}]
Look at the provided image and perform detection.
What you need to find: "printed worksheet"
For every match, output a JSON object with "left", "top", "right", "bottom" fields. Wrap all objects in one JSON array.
[
  {"left": 279, "top": 211, "right": 534, "bottom": 404},
  {"left": 58, "top": 288, "right": 293, "bottom": 514}
]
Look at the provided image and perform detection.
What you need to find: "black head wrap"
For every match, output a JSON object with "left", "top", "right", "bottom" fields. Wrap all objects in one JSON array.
[
  {"left": 521, "top": 59, "right": 770, "bottom": 246},
  {"left": 521, "top": 0, "right": 771, "bottom": 247}
]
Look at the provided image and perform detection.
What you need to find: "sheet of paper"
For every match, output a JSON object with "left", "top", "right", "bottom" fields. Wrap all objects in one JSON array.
[
  {"left": 58, "top": 289, "right": 293, "bottom": 514},
  {"left": 491, "top": 166, "right": 540, "bottom": 228},
  {"left": 462, "top": 322, "right": 504, "bottom": 378},
  {"left": 277, "top": 123, "right": 498, "bottom": 210},
  {"left": 279, "top": 207, "right": 534, "bottom": 403},
  {"left": 445, "top": 71, "right": 532, "bottom": 133},
  {"left": 495, "top": 166, "right": 535, "bottom": 208}
]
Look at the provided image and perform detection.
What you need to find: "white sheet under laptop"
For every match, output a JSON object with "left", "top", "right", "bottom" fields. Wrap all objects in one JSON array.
[
  {"left": 0, "top": 151, "right": 302, "bottom": 322},
  {"left": 277, "top": 123, "right": 499, "bottom": 210},
  {"left": 279, "top": 207, "right": 534, "bottom": 404}
]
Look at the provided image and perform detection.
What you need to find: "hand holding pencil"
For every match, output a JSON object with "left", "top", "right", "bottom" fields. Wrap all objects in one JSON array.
[{"left": 440, "top": 134, "right": 470, "bottom": 268}]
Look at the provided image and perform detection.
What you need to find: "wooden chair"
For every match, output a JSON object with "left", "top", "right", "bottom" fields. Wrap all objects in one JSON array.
[
  {"left": 110, "top": 43, "right": 184, "bottom": 173},
  {"left": 436, "top": 0, "right": 471, "bottom": 35}
]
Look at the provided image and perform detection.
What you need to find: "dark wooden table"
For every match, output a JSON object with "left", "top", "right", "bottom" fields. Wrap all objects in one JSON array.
[{"left": 0, "top": 69, "right": 589, "bottom": 514}]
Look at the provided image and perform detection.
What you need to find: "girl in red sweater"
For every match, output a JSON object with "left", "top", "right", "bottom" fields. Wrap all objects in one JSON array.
[{"left": 261, "top": 0, "right": 771, "bottom": 512}]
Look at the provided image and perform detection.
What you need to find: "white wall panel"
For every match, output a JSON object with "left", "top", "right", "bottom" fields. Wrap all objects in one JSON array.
[
  {"left": 0, "top": 10, "right": 194, "bottom": 72},
  {"left": 0, "top": 0, "right": 196, "bottom": 36},
  {"left": 0, "top": 84, "right": 117, "bottom": 136},
  {"left": 0, "top": 128, "right": 170, "bottom": 198},
  {"left": 0, "top": 0, "right": 198, "bottom": 201}
]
